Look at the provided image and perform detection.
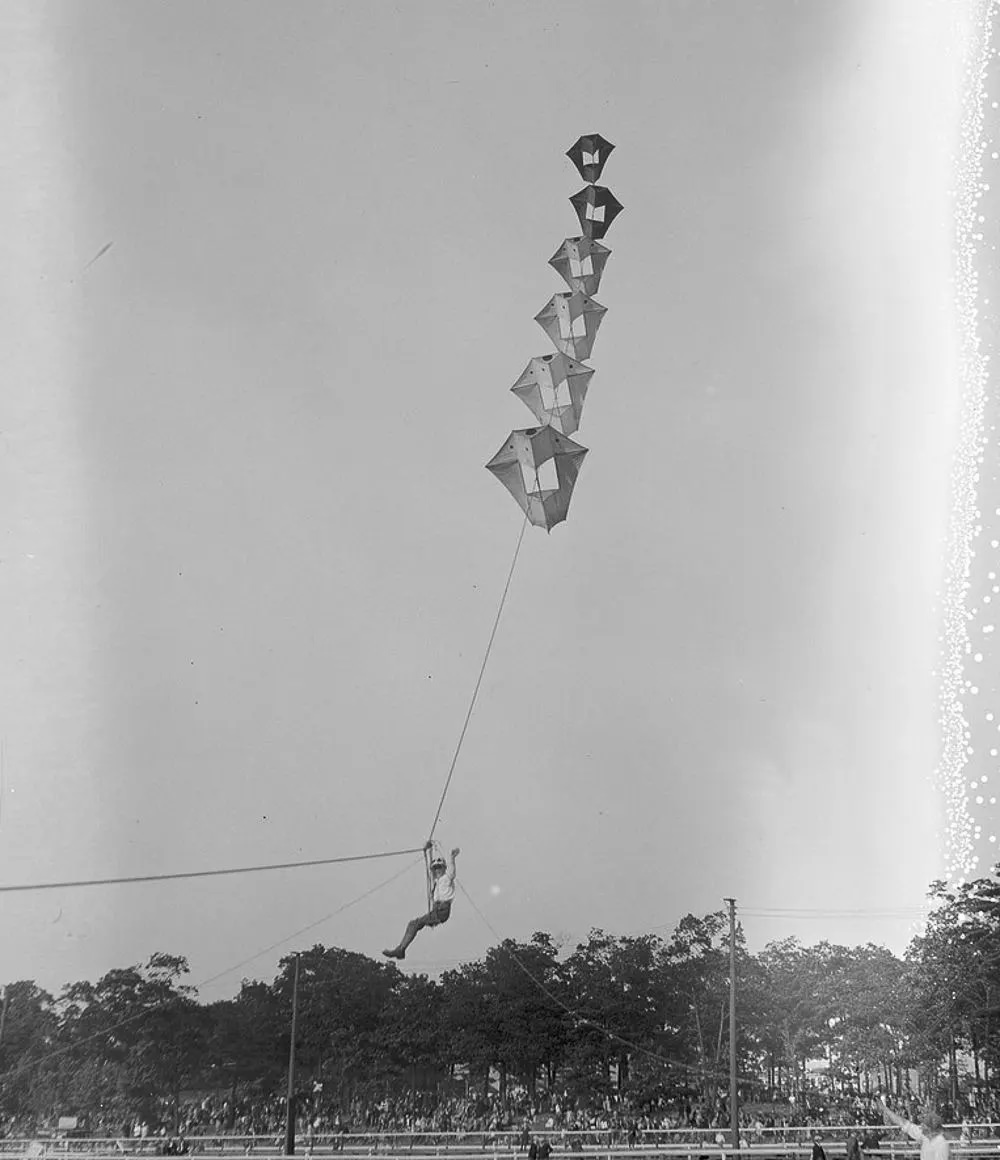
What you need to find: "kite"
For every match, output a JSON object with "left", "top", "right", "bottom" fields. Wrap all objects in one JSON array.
[
  {"left": 486, "top": 134, "right": 622, "bottom": 529},
  {"left": 511, "top": 353, "right": 593, "bottom": 436},
  {"left": 566, "top": 133, "right": 615, "bottom": 183},
  {"left": 569, "top": 185, "right": 624, "bottom": 241},
  {"left": 485, "top": 427, "right": 588, "bottom": 532},
  {"left": 549, "top": 236, "right": 612, "bottom": 297},
  {"left": 534, "top": 292, "right": 606, "bottom": 362}
]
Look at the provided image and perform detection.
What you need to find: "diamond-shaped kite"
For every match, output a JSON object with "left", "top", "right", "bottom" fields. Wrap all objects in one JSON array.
[
  {"left": 569, "top": 185, "right": 624, "bottom": 241},
  {"left": 549, "top": 237, "right": 612, "bottom": 296},
  {"left": 534, "top": 292, "right": 606, "bottom": 362},
  {"left": 485, "top": 426, "right": 588, "bottom": 531},
  {"left": 566, "top": 134, "right": 615, "bottom": 183},
  {"left": 511, "top": 353, "right": 594, "bottom": 436}
]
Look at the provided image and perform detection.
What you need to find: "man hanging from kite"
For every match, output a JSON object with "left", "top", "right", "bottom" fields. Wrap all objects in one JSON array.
[{"left": 383, "top": 843, "right": 460, "bottom": 960}]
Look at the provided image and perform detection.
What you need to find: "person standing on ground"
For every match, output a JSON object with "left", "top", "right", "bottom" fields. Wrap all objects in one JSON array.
[{"left": 880, "top": 1099, "right": 950, "bottom": 1160}]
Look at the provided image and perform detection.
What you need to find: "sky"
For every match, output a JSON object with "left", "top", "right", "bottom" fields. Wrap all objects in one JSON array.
[{"left": 0, "top": 0, "right": 994, "bottom": 1003}]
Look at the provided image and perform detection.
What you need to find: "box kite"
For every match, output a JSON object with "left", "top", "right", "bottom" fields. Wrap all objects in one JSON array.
[
  {"left": 484, "top": 134, "right": 621, "bottom": 532},
  {"left": 566, "top": 133, "right": 615, "bottom": 183},
  {"left": 549, "top": 237, "right": 611, "bottom": 297},
  {"left": 534, "top": 292, "right": 606, "bottom": 362},
  {"left": 485, "top": 427, "right": 588, "bottom": 531},
  {"left": 569, "top": 185, "right": 624, "bottom": 241},
  {"left": 511, "top": 353, "right": 593, "bottom": 436}
]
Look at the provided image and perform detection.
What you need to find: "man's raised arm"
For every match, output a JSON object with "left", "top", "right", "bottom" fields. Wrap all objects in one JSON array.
[{"left": 881, "top": 1100, "right": 922, "bottom": 1143}]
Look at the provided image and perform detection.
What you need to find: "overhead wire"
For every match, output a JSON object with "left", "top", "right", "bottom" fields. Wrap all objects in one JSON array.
[
  {"left": 426, "top": 512, "right": 529, "bottom": 843},
  {"left": 517, "top": 903, "right": 933, "bottom": 948},
  {"left": 0, "top": 846, "right": 423, "bottom": 895},
  {"left": 741, "top": 908, "right": 930, "bottom": 920},
  {"left": 741, "top": 904, "right": 930, "bottom": 913},
  {"left": 0, "top": 856, "right": 423, "bottom": 1083}
]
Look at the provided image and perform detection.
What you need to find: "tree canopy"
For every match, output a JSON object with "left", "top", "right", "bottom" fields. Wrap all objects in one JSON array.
[{"left": 3, "top": 879, "right": 1000, "bottom": 1133}]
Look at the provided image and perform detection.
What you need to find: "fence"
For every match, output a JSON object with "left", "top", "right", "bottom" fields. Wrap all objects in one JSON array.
[{"left": 1, "top": 1128, "right": 1000, "bottom": 1160}]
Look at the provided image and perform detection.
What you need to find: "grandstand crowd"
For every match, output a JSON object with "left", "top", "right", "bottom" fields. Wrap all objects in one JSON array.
[{"left": 7, "top": 1089, "right": 1000, "bottom": 1150}]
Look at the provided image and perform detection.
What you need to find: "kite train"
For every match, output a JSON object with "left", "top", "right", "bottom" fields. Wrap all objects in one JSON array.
[{"left": 486, "top": 134, "right": 623, "bottom": 531}]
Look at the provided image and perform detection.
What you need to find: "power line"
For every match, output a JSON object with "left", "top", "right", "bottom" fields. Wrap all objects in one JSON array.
[
  {"left": 427, "top": 513, "right": 528, "bottom": 843},
  {"left": 0, "top": 845, "right": 425, "bottom": 895},
  {"left": 742, "top": 909, "right": 929, "bottom": 920},
  {"left": 531, "top": 905, "right": 930, "bottom": 946},
  {"left": 742, "top": 905, "right": 929, "bottom": 913}
]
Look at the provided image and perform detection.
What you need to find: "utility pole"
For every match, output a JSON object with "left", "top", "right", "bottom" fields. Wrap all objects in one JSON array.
[
  {"left": 284, "top": 953, "right": 301, "bottom": 1156},
  {"left": 724, "top": 898, "right": 740, "bottom": 1153},
  {"left": 0, "top": 985, "right": 8, "bottom": 1046}
]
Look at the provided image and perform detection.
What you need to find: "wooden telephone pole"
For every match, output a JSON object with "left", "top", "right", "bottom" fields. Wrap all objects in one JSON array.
[
  {"left": 725, "top": 898, "right": 740, "bottom": 1153},
  {"left": 284, "top": 954, "right": 301, "bottom": 1156}
]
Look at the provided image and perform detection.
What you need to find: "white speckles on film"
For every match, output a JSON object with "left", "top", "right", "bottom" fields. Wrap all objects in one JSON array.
[{"left": 940, "top": 1, "right": 999, "bottom": 880}]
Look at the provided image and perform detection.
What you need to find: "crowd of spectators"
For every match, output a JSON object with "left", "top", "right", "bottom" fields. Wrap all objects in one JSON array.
[{"left": 8, "top": 1087, "right": 1000, "bottom": 1150}]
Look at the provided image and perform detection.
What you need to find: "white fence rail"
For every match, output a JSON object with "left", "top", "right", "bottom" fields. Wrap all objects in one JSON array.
[{"left": 2, "top": 1130, "right": 1000, "bottom": 1160}]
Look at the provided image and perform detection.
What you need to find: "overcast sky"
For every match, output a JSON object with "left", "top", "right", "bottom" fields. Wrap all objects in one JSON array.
[{"left": 1, "top": 0, "right": 992, "bottom": 1002}]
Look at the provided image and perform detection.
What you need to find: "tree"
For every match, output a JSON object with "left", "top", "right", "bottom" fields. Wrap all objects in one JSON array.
[
  {"left": 825, "top": 944, "right": 908, "bottom": 1096},
  {"left": 562, "top": 931, "right": 666, "bottom": 1103},
  {"left": 375, "top": 973, "right": 446, "bottom": 1088},
  {"left": 439, "top": 959, "right": 502, "bottom": 1098},
  {"left": 57, "top": 952, "right": 206, "bottom": 1131},
  {"left": 0, "top": 981, "right": 60, "bottom": 1126},
  {"left": 481, "top": 934, "right": 568, "bottom": 1100},
  {"left": 756, "top": 938, "right": 831, "bottom": 1099},
  {"left": 905, "top": 876, "right": 1000, "bottom": 1105},
  {"left": 275, "top": 945, "right": 398, "bottom": 1102},
  {"left": 659, "top": 913, "right": 739, "bottom": 1111},
  {"left": 203, "top": 983, "right": 286, "bottom": 1111}
]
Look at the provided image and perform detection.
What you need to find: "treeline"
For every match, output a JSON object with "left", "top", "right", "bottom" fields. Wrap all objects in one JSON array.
[{"left": 2, "top": 876, "right": 999, "bottom": 1129}]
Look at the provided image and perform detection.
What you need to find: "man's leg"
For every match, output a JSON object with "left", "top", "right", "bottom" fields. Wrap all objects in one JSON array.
[
  {"left": 397, "top": 912, "right": 431, "bottom": 952},
  {"left": 383, "top": 911, "right": 432, "bottom": 959}
]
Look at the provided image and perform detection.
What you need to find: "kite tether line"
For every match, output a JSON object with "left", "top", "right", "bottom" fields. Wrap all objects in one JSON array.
[{"left": 425, "top": 512, "right": 529, "bottom": 849}]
